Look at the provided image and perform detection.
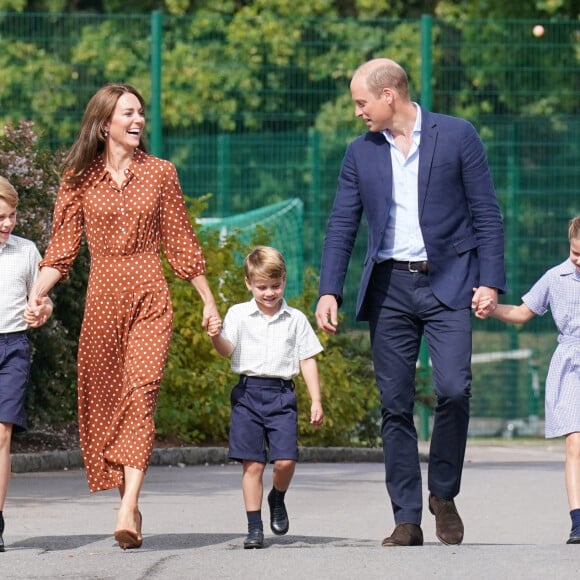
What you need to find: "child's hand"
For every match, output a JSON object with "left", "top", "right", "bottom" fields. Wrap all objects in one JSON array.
[
  {"left": 310, "top": 402, "right": 324, "bottom": 428},
  {"left": 474, "top": 297, "right": 494, "bottom": 319},
  {"left": 24, "top": 296, "right": 53, "bottom": 328},
  {"left": 206, "top": 315, "right": 222, "bottom": 337},
  {"left": 472, "top": 287, "right": 496, "bottom": 319}
]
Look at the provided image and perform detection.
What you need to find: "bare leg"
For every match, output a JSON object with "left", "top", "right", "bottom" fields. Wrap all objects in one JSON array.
[
  {"left": 267, "top": 459, "right": 295, "bottom": 536},
  {"left": 242, "top": 460, "right": 266, "bottom": 511},
  {"left": 565, "top": 432, "right": 580, "bottom": 510},
  {"left": 0, "top": 423, "right": 13, "bottom": 511},
  {"left": 114, "top": 465, "right": 145, "bottom": 547},
  {"left": 272, "top": 459, "right": 296, "bottom": 492}
]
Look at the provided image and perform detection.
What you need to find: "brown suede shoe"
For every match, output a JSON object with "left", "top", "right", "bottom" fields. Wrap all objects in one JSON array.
[
  {"left": 381, "top": 523, "right": 424, "bottom": 547},
  {"left": 429, "top": 493, "right": 464, "bottom": 545}
]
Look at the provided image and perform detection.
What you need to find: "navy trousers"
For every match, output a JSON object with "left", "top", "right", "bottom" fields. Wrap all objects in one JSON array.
[{"left": 365, "top": 261, "right": 472, "bottom": 525}]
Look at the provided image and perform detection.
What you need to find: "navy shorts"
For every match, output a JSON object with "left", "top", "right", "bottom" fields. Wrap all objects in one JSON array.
[
  {"left": 228, "top": 375, "right": 299, "bottom": 464},
  {"left": 0, "top": 331, "right": 30, "bottom": 432}
]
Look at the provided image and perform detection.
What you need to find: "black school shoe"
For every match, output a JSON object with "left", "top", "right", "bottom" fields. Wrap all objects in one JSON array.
[
  {"left": 243, "top": 529, "right": 264, "bottom": 549},
  {"left": 566, "top": 534, "right": 580, "bottom": 544},
  {"left": 268, "top": 489, "right": 289, "bottom": 535}
]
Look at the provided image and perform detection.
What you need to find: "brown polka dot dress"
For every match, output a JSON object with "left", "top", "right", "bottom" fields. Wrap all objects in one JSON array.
[{"left": 40, "top": 149, "right": 206, "bottom": 492}]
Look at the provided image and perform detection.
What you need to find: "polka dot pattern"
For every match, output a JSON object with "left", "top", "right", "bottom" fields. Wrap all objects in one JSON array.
[{"left": 40, "top": 149, "right": 206, "bottom": 492}]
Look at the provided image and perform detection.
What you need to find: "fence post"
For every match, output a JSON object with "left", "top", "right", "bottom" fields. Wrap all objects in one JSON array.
[
  {"left": 217, "top": 134, "right": 231, "bottom": 217},
  {"left": 309, "top": 128, "right": 322, "bottom": 267},
  {"left": 506, "top": 123, "right": 521, "bottom": 418},
  {"left": 150, "top": 10, "right": 163, "bottom": 157},
  {"left": 420, "top": 14, "right": 432, "bottom": 110},
  {"left": 418, "top": 14, "right": 433, "bottom": 442}
]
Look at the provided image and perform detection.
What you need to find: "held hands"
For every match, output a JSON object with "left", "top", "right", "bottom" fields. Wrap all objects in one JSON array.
[
  {"left": 471, "top": 286, "right": 498, "bottom": 319},
  {"left": 206, "top": 315, "right": 222, "bottom": 338},
  {"left": 201, "top": 302, "right": 222, "bottom": 337},
  {"left": 24, "top": 295, "right": 53, "bottom": 328}
]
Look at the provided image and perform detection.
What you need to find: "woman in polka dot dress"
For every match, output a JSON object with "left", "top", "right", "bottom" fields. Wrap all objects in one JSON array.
[{"left": 27, "top": 84, "right": 220, "bottom": 549}]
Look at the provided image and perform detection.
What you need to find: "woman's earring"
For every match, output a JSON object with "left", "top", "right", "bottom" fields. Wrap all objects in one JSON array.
[{"left": 102, "top": 129, "right": 108, "bottom": 138}]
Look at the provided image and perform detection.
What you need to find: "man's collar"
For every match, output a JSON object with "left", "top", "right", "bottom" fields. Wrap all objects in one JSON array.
[{"left": 382, "top": 103, "right": 422, "bottom": 143}]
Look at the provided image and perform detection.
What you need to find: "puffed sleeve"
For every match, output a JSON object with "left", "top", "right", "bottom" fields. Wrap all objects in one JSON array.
[
  {"left": 522, "top": 270, "right": 551, "bottom": 316},
  {"left": 159, "top": 161, "right": 206, "bottom": 280},
  {"left": 39, "top": 179, "right": 85, "bottom": 279}
]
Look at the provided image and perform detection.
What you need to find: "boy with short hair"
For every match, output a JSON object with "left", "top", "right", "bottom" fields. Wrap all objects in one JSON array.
[
  {"left": 209, "top": 245, "right": 324, "bottom": 549},
  {"left": 0, "top": 176, "right": 53, "bottom": 551}
]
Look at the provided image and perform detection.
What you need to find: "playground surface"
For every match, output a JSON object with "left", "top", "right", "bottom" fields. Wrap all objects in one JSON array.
[{"left": 2, "top": 441, "right": 579, "bottom": 579}]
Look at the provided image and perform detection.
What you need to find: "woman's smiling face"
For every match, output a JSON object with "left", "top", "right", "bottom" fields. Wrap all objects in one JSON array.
[{"left": 104, "top": 92, "right": 145, "bottom": 151}]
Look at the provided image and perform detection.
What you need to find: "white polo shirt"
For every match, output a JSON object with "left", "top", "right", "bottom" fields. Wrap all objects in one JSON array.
[
  {"left": 0, "top": 234, "right": 41, "bottom": 333},
  {"left": 221, "top": 298, "right": 323, "bottom": 381}
]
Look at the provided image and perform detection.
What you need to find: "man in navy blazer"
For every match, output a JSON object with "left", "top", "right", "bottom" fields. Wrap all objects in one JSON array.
[{"left": 316, "top": 58, "right": 506, "bottom": 547}]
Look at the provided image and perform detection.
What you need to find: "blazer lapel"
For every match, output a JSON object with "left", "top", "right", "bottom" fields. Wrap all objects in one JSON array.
[
  {"left": 369, "top": 132, "right": 392, "bottom": 229},
  {"left": 418, "top": 108, "right": 437, "bottom": 217}
]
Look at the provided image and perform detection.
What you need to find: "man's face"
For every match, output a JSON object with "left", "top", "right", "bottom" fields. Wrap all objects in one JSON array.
[{"left": 350, "top": 75, "right": 391, "bottom": 132}]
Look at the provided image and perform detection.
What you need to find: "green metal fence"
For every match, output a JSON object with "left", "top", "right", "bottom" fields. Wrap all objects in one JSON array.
[{"left": 2, "top": 11, "right": 579, "bottom": 432}]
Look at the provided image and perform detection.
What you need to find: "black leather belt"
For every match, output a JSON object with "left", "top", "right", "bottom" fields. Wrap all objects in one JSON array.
[
  {"left": 0, "top": 330, "right": 27, "bottom": 342},
  {"left": 390, "top": 260, "right": 429, "bottom": 273},
  {"left": 240, "top": 375, "right": 295, "bottom": 389}
]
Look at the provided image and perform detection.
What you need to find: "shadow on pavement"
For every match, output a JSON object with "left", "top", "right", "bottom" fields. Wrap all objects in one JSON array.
[{"left": 6, "top": 532, "right": 370, "bottom": 552}]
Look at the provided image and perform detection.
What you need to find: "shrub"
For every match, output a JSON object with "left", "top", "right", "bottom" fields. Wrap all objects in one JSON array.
[
  {"left": 157, "top": 197, "right": 272, "bottom": 443},
  {"left": 0, "top": 121, "right": 85, "bottom": 425},
  {"left": 157, "top": 196, "right": 381, "bottom": 447}
]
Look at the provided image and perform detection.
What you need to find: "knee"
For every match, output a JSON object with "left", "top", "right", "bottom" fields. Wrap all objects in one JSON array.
[
  {"left": 0, "top": 423, "right": 13, "bottom": 449},
  {"left": 273, "top": 459, "right": 295, "bottom": 474},
  {"left": 566, "top": 433, "right": 580, "bottom": 460},
  {"left": 434, "top": 377, "right": 471, "bottom": 405},
  {"left": 243, "top": 460, "right": 266, "bottom": 478},
  {"left": 379, "top": 387, "right": 415, "bottom": 420}
]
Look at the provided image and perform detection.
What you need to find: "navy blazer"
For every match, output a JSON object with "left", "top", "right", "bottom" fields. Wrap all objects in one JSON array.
[{"left": 319, "top": 107, "right": 506, "bottom": 321}]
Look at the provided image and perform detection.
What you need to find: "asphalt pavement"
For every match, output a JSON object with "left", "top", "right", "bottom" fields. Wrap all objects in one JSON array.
[{"left": 2, "top": 441, "right": 579, "bottom": 580}]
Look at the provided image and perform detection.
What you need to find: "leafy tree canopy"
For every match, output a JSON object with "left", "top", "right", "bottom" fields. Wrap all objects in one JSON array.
[{"left": 0, "top": 0, "right": 578, "bottom": 18}]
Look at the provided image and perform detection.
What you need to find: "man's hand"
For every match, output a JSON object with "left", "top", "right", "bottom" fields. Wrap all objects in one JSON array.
[
  {"left": 471, "top": 286, "right": 498, "bottom": 319},
  {"left": 315, "top": 294, "right": 339, "bottom": 334}
]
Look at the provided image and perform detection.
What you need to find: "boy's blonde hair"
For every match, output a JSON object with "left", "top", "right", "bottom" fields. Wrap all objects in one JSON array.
[
  {"left": 244, "top": 246, "right": 287, "bottom": 281},
  {"left": 0, "top": 176, "right": 19, "bottom": 207},
  {"left": 569, "top": 216, "right": 580, "bottom": 241}
]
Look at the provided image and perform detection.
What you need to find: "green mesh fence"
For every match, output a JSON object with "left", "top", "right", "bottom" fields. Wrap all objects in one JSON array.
[
  {"left": 2, "top": 12, "right": 579, "bottom": 431},
  {"left": 201, "top": 198, "right": 304, "bottom": 298}
]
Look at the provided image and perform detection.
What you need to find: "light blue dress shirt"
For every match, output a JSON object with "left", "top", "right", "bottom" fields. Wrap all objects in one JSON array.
[{"left": 378, "top": 104, "right": 428, "bottom": 262}]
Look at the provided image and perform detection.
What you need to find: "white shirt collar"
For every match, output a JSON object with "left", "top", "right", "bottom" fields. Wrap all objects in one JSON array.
[
  {"left": 381, "top": 102, "right": 422, "bottom": 143},
  {"left": 248, "top": 297, "right": 290, "bottom": 320}
]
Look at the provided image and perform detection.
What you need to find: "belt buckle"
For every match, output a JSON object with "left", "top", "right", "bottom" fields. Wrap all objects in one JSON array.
[{"left": 408, "top": 261, "right": 419, "bottom": 273}]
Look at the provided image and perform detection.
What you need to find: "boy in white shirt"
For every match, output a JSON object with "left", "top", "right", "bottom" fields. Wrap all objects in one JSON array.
[
  {"left": 209, "top": 246, "right": 324, "bottom": 549},
  {"left": 0, "top": 176, "right": 52, "bottom": 551}
]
